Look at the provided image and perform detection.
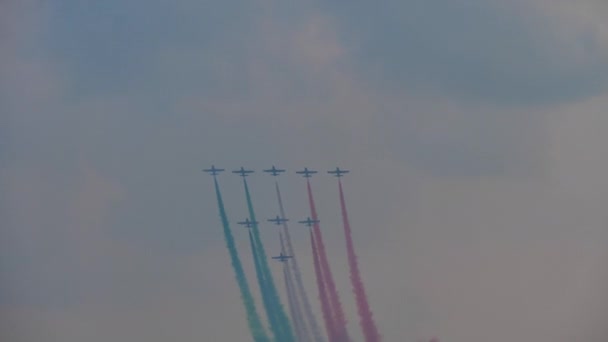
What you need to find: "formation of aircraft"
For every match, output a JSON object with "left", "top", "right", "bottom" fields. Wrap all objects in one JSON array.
[
  {"left": 205, "top": 166, "right": 349, "bottom": 178},
  {"left": 298, "top": 217, "right": 320, "bottom": 227},
  {"left": 268, "top": 215, "right": 289, "bottom": 225},
  {"left": 237, "top": 218, "right": 258, "bottom": 228},
  {"left": 263, "top": 166, "right": 286, "bottom": 177},
  {"left": 271, "top": 252, "right": 293, "bottom": 262}
]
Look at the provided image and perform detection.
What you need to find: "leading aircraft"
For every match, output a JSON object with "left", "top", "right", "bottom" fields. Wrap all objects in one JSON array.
[
  {"left": 237, "top": 218, "right": 258, "bottom": 228},
  {"left": 232, "top": 167, "right": 254, "bottom": 177},
  {"left": 295, "top": 167, "right": 317, "bottom": 178},
  {"left": 203, "top": 165, "right": 224, "bottom": 176},
  {"left": 298, "top": 217, "right": 319, "bottom": 227},
  {"left": 268, "top": 215, "right": 289, "bottom": 225},
  {"left": 263, "top": 166, "right": 286, "bottom": 177},
  {"left": 328, "top": 167, "right": 350, "bottom": 177},
  {"left": 271, "top": 252, "right": 293, "bottom": 262}
]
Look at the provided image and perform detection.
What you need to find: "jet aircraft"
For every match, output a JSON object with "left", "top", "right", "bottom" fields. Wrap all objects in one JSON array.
[
  {"left": 298, "top": 217, "right": 320, "bottom": 227},
  {"left": 232, "top": 167, "right": 254, "bottom": 177},
  {"left": 237, "top": 218, "right": 258, "bottom": 228},
  {"left": 203, "top": 165, "right": 224, "bottom": 176},
  {"left": 295, "top": 167, "right": 317, "bottom": 178},
  {"left": 268, "top": 215, "right": 289, "bottom": 225},
  {"left": 271, "top": 252, "right": 293, "bottom": 262},
  {"left": 328, "top": 167, "right": 350, "bottom": 177},
  {"left": 263, "top": 166, "right": 285, "bottom": 177}
]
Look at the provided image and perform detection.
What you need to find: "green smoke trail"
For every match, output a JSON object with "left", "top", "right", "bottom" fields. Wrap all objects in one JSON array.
[
  {"left": 213, "top": 178, "right": 270, "bottom": 342},
  {"left": 243, "top": 178, "right": 295, "bottom": 342},
  {"left": 248, "top": 229, "right": 282, "bottom": 341}
]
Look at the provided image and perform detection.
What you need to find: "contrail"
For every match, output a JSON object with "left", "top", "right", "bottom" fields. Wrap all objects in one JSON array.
[
  {"left": 307, "top": 180, "right": 351, "bottom": 342},
  {"left": 311, "top": 229, "right": 337, "bottom": 342},
  {"left": 248, "top": 229, "right": 282, "bottom": 341},
  {"left": 275, "top": 181, "right": 326, "bottom": 342},
  {"left": 280, "top": 231, "right": 308, "bottom": 342},
  {"left": 338, "top": 180, "right": 381, "bottom": 342},
  {"left": 212, "top": 178, "right": 270, "bottom": 342},
  {"left": 243, "top": 178, "right": 295, "bottom": 342}
]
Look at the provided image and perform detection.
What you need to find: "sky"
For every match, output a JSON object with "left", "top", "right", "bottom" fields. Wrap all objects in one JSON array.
[{"left": 2, "top": 1, "right": 608, "bottom": 341}]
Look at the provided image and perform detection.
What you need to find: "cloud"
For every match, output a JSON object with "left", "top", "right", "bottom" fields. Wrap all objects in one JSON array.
[
  {"left": 0, "top": 163, "right": 125, "bottom": 307},
  {"left": 3, "top": 1, "right": 608, "bottom": 342},
  {"left": 321, "top": 0, "right": 608, "bottom": 105},
  {"left": 0, "top": 246, "right": 258, "bottom": 342}
]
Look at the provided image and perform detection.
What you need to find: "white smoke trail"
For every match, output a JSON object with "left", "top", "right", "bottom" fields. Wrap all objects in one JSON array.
[
  {"left": 275, "top": 181, "right": 326, "bottom": 342},
  {"left": 281, "top": 232, "right": 309, "bottom": 342}
]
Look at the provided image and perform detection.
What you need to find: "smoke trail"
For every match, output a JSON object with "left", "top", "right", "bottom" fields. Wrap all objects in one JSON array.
[
  {"left": 285, "top": 266, "right": 310, "bottom": 342},
  {"left": 280, "top": 231, "right": 310, "bottom": 342},
  {"left": 307, "top": 180, "right": 351, "bottom": 342},
  {"left": 248, "top": 229, "right": 282, "bottom": 341},
  {"left": 338, "top": 180, "right": 381, "bottom": 342},
  {"left": 275, "top": 181, "right": 326, "bottom": 342},
  {"left": 311, "top": 229, "right": 337, "bottom": 342},
  {"left": 243, "top": 178, "right": 295, "bottom": 342},
  {"left": 213, "top": 178, "right": 270, "bottom": 342},
  {"left": 283, "top": 265, "right": 304, "bottom": 342}
]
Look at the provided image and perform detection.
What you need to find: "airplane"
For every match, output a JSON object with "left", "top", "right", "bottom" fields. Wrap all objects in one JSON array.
[
  {"left": 263, "top": 165, "right": 286, "bottom": 177},
  {"left": 232, "top": 167, "right": 254, "bottom": 177},
  {"left": 271, "top": 252, "right": 293, "bottom": 262},
  {"left": 295, "top": 167, "right": 317, "bottom": 178},
  {"left": 298, "top": 217, "right": 319, "bottom": 227},
  {"left": 237, "top": 218, "right": 258, "bottom": 228},
  {"left": 267, "top": 215, "right": 289, "bottom": 225},
  {"left": 328, "top": 167, "right": 350, "bottom": 177},
  {"left": 203, "top": 165, "right": 224, "bottom": 176}
]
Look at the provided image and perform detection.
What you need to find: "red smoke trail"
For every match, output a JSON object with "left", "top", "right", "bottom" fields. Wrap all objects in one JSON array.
[
  {"left": 311, "top": 229, "right": 337, "bottom": 341},
  {"left": 307, "top": 180, "right": 351, "bottom": 342},
  {"left": 338, "top": 180, "right": 381, "bottom": 342}
]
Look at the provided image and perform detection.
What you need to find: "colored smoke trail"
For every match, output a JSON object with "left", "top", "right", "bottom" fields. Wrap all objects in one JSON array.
[
  {"left": 311, "top": 229, "right": 337, "bottom": 342},
  {"left": 213, "top": 178, "right": 270, "bottom": 342},
  {"left": 284, "top": 265, "right": 304, "bottom": 341},
  {"left": 307, "top": 180, "right": 351, "bottom": 342},
  {"left": 280, "top": 231, "right": 309, "bottom": 342},
  {"left": 249, "top": 229, "right": 282, "bottom": 341},
  {"left": 338, "top": 180, "right": 381, "bottom": 342},
  {"left": 275, "top": 181, "right": 326, "bottom": 342},
  {"left": 243, "top": 178, "right": 295, "bottom": 342}
]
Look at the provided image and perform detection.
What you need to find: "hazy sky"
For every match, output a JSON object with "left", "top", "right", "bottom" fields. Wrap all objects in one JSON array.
[{"left": 3, "top": 1, "right": 608, "bottom": 341}]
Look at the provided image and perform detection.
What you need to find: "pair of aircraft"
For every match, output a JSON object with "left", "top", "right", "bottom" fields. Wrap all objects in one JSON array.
[
  {"left": 291, "top": 166, "right": 349, "bottom": 178},
  {"left": 203, "top": 165, "right": 350, "bottom": 178},
  {"left": 292, "top": 166, "right": 350, "bottom": 178},
  {"left": 236, "top": 215, "right": 288, "bottom": 229}
]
